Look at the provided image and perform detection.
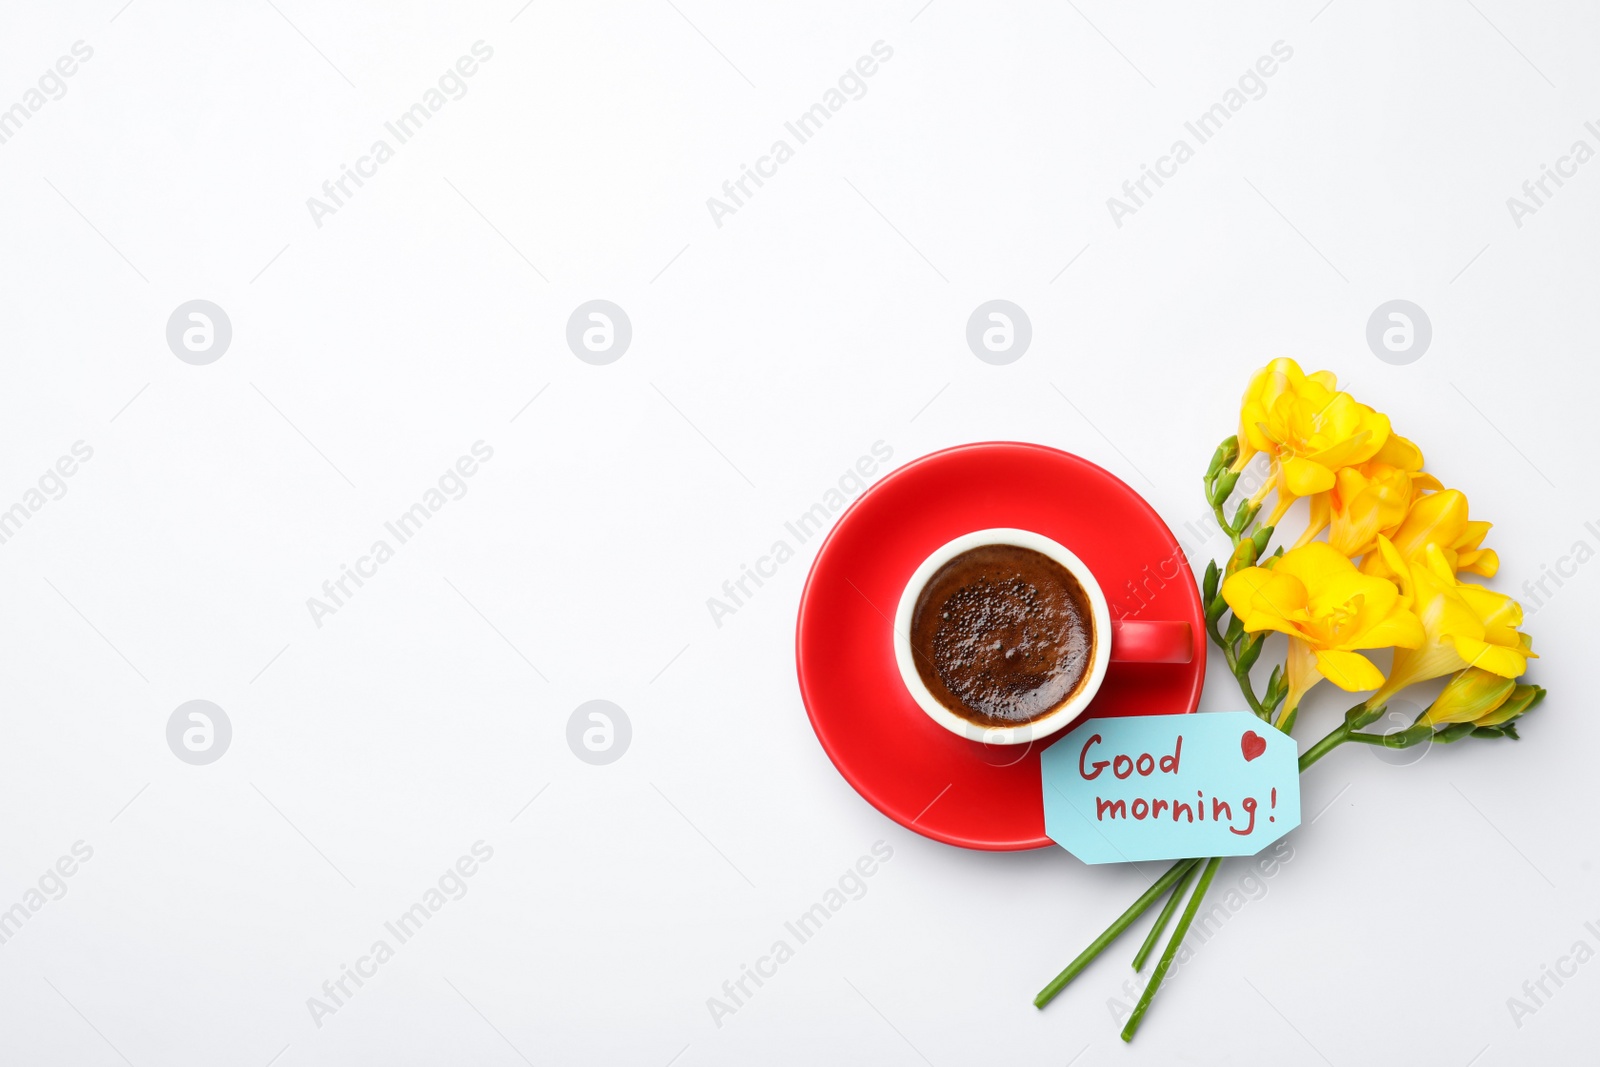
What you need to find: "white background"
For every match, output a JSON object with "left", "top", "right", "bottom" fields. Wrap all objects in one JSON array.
[{"left": 1, "top": 1, "right": 1595, "bottom": 1064}]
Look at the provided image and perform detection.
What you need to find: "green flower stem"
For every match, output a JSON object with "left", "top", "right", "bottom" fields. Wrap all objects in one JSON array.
[
  {"left": 1203, "top": 444, "right": 1277, "bottom": 724},
  {"left": 1041, "top": 722, "right": 1368, "bottom": 1029},
  {"left": 1277, "top": 702, "right": 1299, "bottom": 734},
  {"left": 1224, "top": 643, "right": 1271, "bottom": 721},
  {"left": 1133, "top": 862, "right": 1198, "bottom": 972},
  {"left": 1297, "top": 718, "right": 1432, "bottom": 771},
  {"left": 1210, "top": 500, "right": 1236, "bottom": 544},
  {"left": 1344, "top": 729, "right": 1430, "bottom": 749},
  {"left": 1033, "top": 858, "right": 1201, "bottom": 1009},
  {"left": 1120, "top": 856, "right": 1223, "bottom": 1042},
  {"left": 1298, "top": 721, "right": 1352, "bottom": 772}
]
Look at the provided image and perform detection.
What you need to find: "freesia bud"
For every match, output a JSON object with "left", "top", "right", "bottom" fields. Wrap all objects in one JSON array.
[
  {"left": 1473, "top": 683, "right": 1544, "bottom": 728},
  {"left": 1225, "top": 538, "right": 1257, "bottom": 578},
  {"left": 1422, "top": 667, "right": 1516, "bottom": 727},
  {"left": 1251, "top": 525, "right": 1275, "bottom": 558}
]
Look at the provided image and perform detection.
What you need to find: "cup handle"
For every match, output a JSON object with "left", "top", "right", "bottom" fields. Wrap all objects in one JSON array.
[{"left": 1109, "top": 619, "right": 1194, "bottom": 664}]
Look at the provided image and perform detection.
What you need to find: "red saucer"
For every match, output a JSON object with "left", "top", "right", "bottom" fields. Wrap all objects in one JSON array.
[{"left": 795, "top": 442, "right": 1206, "bottom": 851}]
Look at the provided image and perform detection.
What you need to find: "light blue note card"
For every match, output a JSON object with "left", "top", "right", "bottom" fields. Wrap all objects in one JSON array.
[{"left": 1040, "top": 711, "right": 1300, "bottom": 865}]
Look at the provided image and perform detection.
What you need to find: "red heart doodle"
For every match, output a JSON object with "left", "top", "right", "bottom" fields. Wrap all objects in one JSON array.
[{"left": 1241, "top": 731, "right": 1266, "bottom": 762}]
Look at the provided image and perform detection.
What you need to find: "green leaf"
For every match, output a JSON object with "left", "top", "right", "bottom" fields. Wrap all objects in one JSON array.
[{"left": 1202, "top": 559, "right": 1219, "bottom": 605}]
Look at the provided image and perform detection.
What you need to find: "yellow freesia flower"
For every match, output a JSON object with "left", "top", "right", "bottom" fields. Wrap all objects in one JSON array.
[
  {"left": 1299, "top": 457, "right": 1441, "bottom": 556},
  {"left": 1233, "top": 359, "right": 1400, "bottom": 526},
  {"left": 1222, "top": 542, "right": 1424, "bottom": 718},
  {"left": 1366, "top": 536, "right": 1532, "bottom": 708},
  {"left": 1362, "top": 488, "right": 1499, "bottom": 579}
]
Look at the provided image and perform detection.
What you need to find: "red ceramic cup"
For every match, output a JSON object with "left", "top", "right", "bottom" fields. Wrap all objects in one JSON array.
[{"left": 893, "top": 528, "right": 1194, "bottom": 745}]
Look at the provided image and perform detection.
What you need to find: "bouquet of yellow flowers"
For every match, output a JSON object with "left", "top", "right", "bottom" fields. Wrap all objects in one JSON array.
[{"left": 1035, "top": 358, "right": 1545, "bottom": 1039}]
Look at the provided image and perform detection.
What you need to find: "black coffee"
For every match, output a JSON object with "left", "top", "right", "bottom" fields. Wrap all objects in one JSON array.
[{"left": 910, "top": 544, "right": 1094, "bottom": 726}]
